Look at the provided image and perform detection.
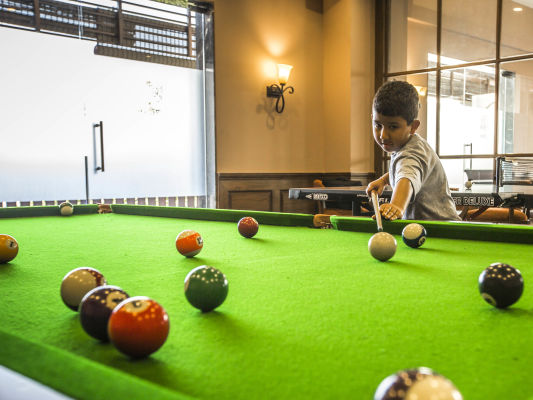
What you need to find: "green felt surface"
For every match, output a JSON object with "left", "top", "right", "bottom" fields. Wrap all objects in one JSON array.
[{"left": 1, "top": 212, "right": 533, "bottom": 400}]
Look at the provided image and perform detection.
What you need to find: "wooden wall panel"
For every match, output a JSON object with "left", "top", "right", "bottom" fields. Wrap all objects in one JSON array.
[
  {"left": 279, "top": 189, "right": 316, "bottom": 214},
  {"left": 217, "top": 173, "right": 372, "bottom": 214},
  {"left": 228, "top": 190, "right": 272, "bottom": 211}
]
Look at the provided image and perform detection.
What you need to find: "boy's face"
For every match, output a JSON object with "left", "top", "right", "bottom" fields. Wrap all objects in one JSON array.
[{"left": 372, "top": 112, "right": 420, "bottom": 153}]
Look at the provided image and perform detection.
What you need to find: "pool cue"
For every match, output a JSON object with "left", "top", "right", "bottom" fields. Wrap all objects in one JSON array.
[{"left": 370, "top": 191, "right": 383, "bottom": 232}]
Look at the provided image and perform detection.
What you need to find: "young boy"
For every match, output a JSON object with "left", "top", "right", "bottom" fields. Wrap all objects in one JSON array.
[{"left": 366, "top": 80, "right": 460, "bottom": 221}]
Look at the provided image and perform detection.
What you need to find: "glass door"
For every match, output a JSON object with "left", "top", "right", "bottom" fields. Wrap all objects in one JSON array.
[
  {"left": 82, "top": 49, "right": 206, "bottom": 200},
  {"left": 0, "top": 2, "right": 213, "bottom": 205},
  {"left": 0, "top": 28, "right": 90, "bottom": 203}
]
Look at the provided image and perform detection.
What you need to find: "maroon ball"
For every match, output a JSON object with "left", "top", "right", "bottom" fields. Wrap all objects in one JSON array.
[
  {"left": 79, "top": 285, "right": 129, "bottom": 341},
  {"left": 238, "top": 217, "right": 259, "bottom": 238}
]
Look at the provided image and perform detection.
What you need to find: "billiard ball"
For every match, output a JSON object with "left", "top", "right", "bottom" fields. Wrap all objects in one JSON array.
[
  {"left": 0, "top": 234, "right": 19, "bottom": 264},
  {"left": 478, "top": 263, "right": 524, "bottom": 308},
  {"left": 368, "top": 232, "right": 397, "bottom": 262},
  {"left": 59, "top": 201, "right": 74, "bottom": 216},
  {"left": 108, "top": 296, "right": 169, "bottom": 358},
  {"left": 175, "top": 230, "right": 203, "bottom": 257},
  {"left": 238, "top": 217, "right": 259, "bottom": 238},
  {"left": 465, "top": 180, "right": 473, "bottom": 189},
  {"left": 401, "top": 223, "right": 427, "bottom": 248},
  {"left": 60, "top": 267, "right": 107, "bottom": 311},
  {"left": 374, "top": 367, "right": 463, "bottom": 400},
  {"left": 184, "top": 265, "right": 228, "bottom": 312},
  {"left": 79, "top": 285, "right": 129, "bottom": 341}
]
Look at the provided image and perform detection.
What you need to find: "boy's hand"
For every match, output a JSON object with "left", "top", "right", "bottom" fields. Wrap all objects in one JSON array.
[
  {"left": 379, "top": 203, "right": 403, "bottom": 221},
  {"left": 366, "top": 177, "right": 387, "bottom": 197}
]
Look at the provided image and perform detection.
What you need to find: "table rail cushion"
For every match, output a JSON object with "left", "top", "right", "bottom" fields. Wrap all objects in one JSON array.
[
  {"left": 111, "top": 205, "right": 315, "bottom": 227},
  {"left": 0, "top": 329, "right": 191, "bottom": 400},
  {"left": 330, "top": 216, "right": 533, "bottom": 244},
  {"left": 0, "top": 205, "right": 99, "bottom": 218}
]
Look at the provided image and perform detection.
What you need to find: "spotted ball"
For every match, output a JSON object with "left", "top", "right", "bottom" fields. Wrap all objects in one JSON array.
[
  {"left": 401, "top": 223, "right": 427, "bottom": 248},
  {"left": 176, "top": 230, "right": 203, "bottom": 257},
  {"left": 478, "top": 263, "right": 523, "bottom": 308},
  {"left": 374, "top": 367, "right": 463, "bottom": 400}
]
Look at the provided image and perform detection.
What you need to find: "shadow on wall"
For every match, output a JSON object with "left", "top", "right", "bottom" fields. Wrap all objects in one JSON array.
[{"left": 256, "top": 98, "right": 289, "bottom": 130}]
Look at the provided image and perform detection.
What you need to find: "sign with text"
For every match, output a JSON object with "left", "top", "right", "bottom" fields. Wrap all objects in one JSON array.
[{"left": 452, "top": 196, "right": 496, "bottom": 207}]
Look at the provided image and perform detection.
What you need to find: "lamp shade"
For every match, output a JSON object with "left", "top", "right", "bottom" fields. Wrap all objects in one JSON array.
[{"left": 277, "top": 64, "right": 293, "bottom": 85}]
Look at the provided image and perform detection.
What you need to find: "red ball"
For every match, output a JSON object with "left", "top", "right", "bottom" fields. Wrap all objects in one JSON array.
[
  {"left": 238, "top": 217, "right": 259, "bottom": 238},
  {"left": 108, "top": 296, "right": 169, "bottom": 358},
  {"left": 175, "top": 230, "right": 203, "bottom": 257}
]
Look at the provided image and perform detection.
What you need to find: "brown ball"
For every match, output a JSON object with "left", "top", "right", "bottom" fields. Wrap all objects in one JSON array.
[{"left": 237, "top": 217, "right": 259, "bottom": 238}]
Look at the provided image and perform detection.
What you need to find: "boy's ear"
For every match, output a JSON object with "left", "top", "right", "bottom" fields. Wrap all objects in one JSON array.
[{"left": 410, "top": 120, "right": 421, "bottom": 133}]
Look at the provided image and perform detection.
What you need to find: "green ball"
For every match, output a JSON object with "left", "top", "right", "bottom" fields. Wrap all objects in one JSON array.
[{"left": 184, "top": 266, "right": 228, "bottom": 312}]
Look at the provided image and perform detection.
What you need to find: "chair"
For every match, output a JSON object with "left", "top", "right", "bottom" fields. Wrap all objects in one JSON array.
[{"left": 457, "top": 206, "right": 528, "bottom": 224}]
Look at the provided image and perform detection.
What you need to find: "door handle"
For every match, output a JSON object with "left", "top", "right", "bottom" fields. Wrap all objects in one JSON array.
[{"left": 93, "top": 121, "right": 105, "bottom": 172}]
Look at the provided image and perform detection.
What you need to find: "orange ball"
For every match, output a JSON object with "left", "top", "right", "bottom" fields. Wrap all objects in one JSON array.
[
  {"left": 0, "top": 234, "right": 19, "bottom": 264},
  {"left": 108, "top": 296, "right": 169, "bottom": 358},
  {"left": 175, "top": 230, "right": 203, "bottom": 257}
]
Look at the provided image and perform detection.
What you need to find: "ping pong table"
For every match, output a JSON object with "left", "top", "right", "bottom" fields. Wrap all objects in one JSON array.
[{"left": 288, "top": 184, "right": 533, "bottom": 220}]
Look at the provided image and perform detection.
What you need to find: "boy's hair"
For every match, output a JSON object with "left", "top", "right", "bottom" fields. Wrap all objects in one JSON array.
[{"left": 372, "top": 80, "right": 419, "bottom": 125}]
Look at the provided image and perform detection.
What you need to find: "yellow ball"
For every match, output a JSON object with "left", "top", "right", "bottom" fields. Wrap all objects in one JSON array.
[{"left": 0, "top": 234, "right": 19, "bottom": 263}]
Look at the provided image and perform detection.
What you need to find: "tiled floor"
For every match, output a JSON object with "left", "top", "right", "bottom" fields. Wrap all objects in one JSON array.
[{"left": 0, "top": 365, "right": 72, "bottom": 400}]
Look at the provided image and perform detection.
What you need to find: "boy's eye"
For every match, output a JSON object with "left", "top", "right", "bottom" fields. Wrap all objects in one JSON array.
[
  {"left": 388, "top": 125, "right": 398, "bottom": 130},
  {"left": 373, "top": 122, "right": 382, "bottom": 129}
]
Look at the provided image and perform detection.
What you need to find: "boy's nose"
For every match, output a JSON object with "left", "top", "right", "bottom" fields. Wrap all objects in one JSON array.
[{"left": 380, "top": 129, "right": 389, "bottom": 141}]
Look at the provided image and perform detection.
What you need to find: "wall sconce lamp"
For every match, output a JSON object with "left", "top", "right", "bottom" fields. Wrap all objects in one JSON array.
[
  {"left": 414, "top": 85, "right": 427, "bottom": 97},
  {"left": 266, "top": 64, "right": 294, "bottom": 113}
]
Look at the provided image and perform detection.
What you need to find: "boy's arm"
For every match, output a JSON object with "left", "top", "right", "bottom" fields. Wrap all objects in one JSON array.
[{"left": 379, "top": 177, "right": 413, "bottom": 220}]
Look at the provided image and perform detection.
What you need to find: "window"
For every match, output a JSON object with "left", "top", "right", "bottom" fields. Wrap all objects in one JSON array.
[
  {"left": 0, "top": 0, "right": 215, "bottom": 207},
  {"left": 379, "top": 0, "right": 533, "bottom": 187}
]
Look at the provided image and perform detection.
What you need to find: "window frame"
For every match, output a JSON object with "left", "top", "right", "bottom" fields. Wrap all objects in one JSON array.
[{"left": 375, "top": 0, "right": 533, "bottom": 181}]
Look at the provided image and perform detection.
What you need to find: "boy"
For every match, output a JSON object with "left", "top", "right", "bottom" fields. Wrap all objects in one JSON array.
[{"left": 366, "top": 80, "right": 460, "bottom": 221}]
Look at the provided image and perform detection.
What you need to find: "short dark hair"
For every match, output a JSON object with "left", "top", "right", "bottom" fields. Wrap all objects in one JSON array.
[{"left": 372, "top": 80, "right": 419, "bottom": 125}]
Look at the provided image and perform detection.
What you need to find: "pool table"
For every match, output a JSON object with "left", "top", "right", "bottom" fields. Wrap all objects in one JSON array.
[{"left": 1, "top": 205, "right": 533, "bottom": 400}]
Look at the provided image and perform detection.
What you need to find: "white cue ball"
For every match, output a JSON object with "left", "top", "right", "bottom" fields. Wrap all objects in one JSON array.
[{"left": 368, "top": 232, "right": 397, "bottom": 262}]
